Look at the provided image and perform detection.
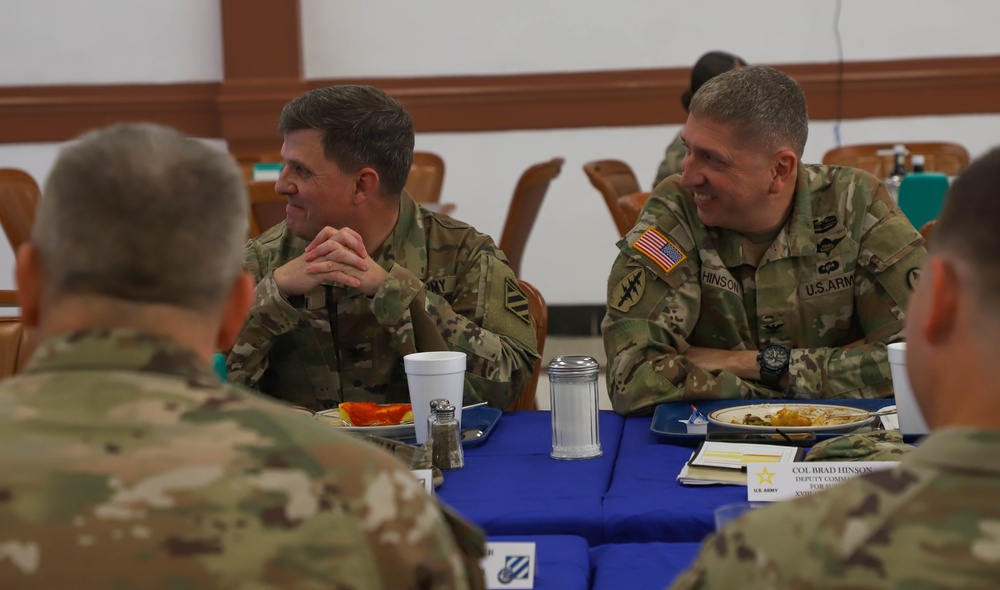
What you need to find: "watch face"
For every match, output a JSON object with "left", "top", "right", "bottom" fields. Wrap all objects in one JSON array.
[{"left": 762, "top": 346, "right": 790, "bottom": 370}]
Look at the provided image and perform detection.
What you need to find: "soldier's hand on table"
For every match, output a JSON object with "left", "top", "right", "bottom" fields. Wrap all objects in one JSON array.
[
  {"left": 274, "top": 226, "right": 389, "bottom": 297},
  {"left": 685, "top": 347, "right": 761, "bottom": 380}
]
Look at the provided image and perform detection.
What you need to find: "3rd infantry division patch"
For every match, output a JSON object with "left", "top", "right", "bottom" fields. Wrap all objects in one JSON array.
[{"left": 505, "top": 278, "right": 532, "bottom": 324}]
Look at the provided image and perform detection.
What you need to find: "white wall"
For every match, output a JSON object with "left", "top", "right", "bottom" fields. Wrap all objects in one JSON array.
[
  {"left": 301, "top": 0, "right": 998, "bottom": 77},
  {"left": 1, "top": 0, "right": 223, "bottom": 85},
  {"left": 1, "top": 0, "right": 999, "bottom": 305}
]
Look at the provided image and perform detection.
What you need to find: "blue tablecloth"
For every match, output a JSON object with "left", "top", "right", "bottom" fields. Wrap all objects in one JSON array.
[
  {"left": 590, "top": 542, "right": 701, "bottom": 590},
  {"left": 490, "top": 535, "right": 590, "bottom": 589},
  {"left": 604, "top": 417, "right": 745, "bottom": 543},
  {"left": 438, "top": 410, "right": 624, "bottom": 545}
]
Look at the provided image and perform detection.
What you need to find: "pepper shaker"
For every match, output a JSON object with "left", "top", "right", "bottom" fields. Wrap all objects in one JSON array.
[{"left": 429, "top": 401, "right": 464, "bottom": 470}]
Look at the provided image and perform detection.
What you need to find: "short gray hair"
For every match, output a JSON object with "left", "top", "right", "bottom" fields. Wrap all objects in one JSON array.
[
  {"left": 278, "top": 85, "right": 414, "bottom": 196},
  {"left": 34, "top": 123, "right": 248, "bottom": 310},
  {"left": 689, "top": 65, "right": 809, "bottom": 158}
]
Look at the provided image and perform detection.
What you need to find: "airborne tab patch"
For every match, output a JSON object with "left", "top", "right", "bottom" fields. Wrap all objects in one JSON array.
[
  {"left": 634, "top": 227, "right": 687, "bottom": 274},
  {"left": 505, "top": 278, "right": 532, "bottom": 325}
]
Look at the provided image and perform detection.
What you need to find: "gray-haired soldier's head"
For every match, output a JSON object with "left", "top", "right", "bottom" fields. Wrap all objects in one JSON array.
[
  {"left": 278, "top": 85, "right": 415, "bottom": 196},
  {"left": 33, "top": 123, "right": 247, "bottom": 310},
  {"left": 689, "top": 65, "right": 809, "bottom": 158}
]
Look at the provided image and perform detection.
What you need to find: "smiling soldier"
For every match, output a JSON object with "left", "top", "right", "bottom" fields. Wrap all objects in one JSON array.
[{"left": 602, "top": 66, "right": 927, "bottom": 415}]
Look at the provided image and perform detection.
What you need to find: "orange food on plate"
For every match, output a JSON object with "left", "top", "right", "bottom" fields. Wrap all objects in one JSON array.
[{"left": 338, "top": 402, "right": 414, "bottom": 426}]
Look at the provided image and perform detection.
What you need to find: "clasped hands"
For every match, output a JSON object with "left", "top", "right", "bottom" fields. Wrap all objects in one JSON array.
[{"left": 274, "top": 226, "right": 388, "bottom": 297}]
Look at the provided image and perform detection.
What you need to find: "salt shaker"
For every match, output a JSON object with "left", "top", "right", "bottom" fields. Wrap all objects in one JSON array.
[
  {"left": 428, "top": 401, "right": 464, "bottom": 470},
  {"left": 548, "top": 355, "right": 603, "bottom": 460}
]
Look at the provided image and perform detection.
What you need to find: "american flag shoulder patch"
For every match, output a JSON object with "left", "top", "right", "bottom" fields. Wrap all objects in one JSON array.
[{"left": 634, "top": 227, "right": 687, "bottom": 273}]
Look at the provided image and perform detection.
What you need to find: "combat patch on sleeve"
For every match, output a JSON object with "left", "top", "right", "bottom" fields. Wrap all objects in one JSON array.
[
  {"left": 610, "top": 268, "right": 646, "bottom": 312},
  {"left": 505, "top": 278, "right": 532, "bottom": 325},
  {"left": 634, "top": 227, "right": 687, "bottom": 274}
]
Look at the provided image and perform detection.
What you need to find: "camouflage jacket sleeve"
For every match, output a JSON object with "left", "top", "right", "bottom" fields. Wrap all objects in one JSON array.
[
  {"left": 787, "top": 185, "right": 925, "bottom": 398},
  {"left": 226, "top": 240, "right": 301, "bottom": 390},
  {"left": 370, "top": 235, "right": 539, "bottom": 409},
  {"left": 602, "top": 193, "right": 766, "bottom": 416},
  {"left": 653, "top": 130, "right": 687, "bottom": 189}
]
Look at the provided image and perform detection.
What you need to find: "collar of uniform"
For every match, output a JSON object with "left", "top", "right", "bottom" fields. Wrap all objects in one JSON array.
[
  {"left": 905, "top": 427, "right": 1000, "bottom": 475},
  {"left": 369, "top": 189, "right": 428, "bottom": 278},
  {"left": 22, "top": 328, "right": 218, "bottom": 384},
  {"left": 779, "top": 162, "right": 821, "bottom": 258}
]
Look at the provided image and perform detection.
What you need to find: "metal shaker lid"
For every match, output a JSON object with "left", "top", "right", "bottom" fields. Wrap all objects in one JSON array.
[{"left": 547, "top": 355, "right": 600, "bottom": 376}]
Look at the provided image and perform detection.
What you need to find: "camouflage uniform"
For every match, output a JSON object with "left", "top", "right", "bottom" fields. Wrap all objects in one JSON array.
[
  {"left": 0, "top": 329, "right": 485, "bottom": 589},
  {"left": 603, "top": 164, "right": 926, "bottom": 415},
  {"left": 653, "top": 130, "right": 686, "bottom": 189},
  {"left": 228, "top": 191, "right": 539, "bottom": 411},
  {"left": 670, "top": 428, "right": 1000, "bottom": 590}
]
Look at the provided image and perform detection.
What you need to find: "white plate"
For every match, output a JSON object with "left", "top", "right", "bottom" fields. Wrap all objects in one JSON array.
[
  {"left": 315, "top": 408, "right": 416, "bottom": 440},
  {"left": 707, "top": 403, "right": 875, "bottom": 433}
]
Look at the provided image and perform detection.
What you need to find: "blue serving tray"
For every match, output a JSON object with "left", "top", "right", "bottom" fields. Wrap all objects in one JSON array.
[
  {"left": 397, "top": 405, "right": 501, "bottom": 448},
  {"left": 651, "top": 398, "right": 895, "bottom": 446},
  {"left": 459, "top": 406, "right": 502, "bottom": 448}
]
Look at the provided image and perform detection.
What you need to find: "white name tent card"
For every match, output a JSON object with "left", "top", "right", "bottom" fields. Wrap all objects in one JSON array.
[
  {"left": 747, "top": 461, "right": 898, "bottom": 502},
  {"left": 481, "top": 541, "right": 536, "bottom": 589}
]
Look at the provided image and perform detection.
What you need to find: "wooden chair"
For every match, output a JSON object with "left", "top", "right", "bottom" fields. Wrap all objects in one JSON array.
[
  {"left": 246, "top": 181, "right": 287, "bottom": 238},
  {"left": 616, "top": 191, "right": 651, "bottom": 233},
  {"left": 504, "top": 279, "right": 546, "bottom": 412},
  {"left": 0, "top": 168, "right": 41, "bottom": 251},
  {"left": 822, "top": 142, "right": 970, "bottom": 178},
  {"left": 406, "top": 151, "right": 446, "bottom": 204},
  {"left": 583, "top": 160, "right": 642, "bottom": 236},
  {"left": 919, "top": 219, "right": 937, "bottom": 246},
  {"left": 498, "top": 157, "right": 564, "bottom": 277},
  {"left": 0, "top": 316, "right": 34, "bottom": 379}
]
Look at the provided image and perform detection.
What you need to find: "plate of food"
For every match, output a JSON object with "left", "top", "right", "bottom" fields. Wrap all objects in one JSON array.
[
  {"left": 316, "top": 402, "right": 416, "bottom": 439},
  {"left": 707, "top": 403, "right": 876, "bottom": 433}
]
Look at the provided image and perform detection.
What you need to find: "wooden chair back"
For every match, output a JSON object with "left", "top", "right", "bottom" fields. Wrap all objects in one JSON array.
[
  {"left": 406, "top": 151, "right": 446, "bottom": 204},
  {"left": 583, "top": 160, "right": 641, "bottom": 236},
  {"left": 498, "top": 157, "right": 564, "bottom": 277},
  {"left": 616, "top": 191, "right": 651, "bottom": 233},
  {"left": 821, "top": 142, "right": 970, "bottom": 178},
  {"left": 0, "top": 169, "right": 41, "bottom": 251},
  {"left": 0, "top": 316, "right": 34, "bottom": 379},
  {"left": 504, "top": 279, "right": 546, "bottom": 412},
  {"left": 919, "top": 219, "right": 937, "bottom": 246},
  {"left": 247, "top": 181, "right": 286, "bottom": 238}
]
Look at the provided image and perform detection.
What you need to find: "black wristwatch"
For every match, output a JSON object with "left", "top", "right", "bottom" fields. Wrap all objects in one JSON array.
[{"left": 757, "top": 344, "right": 790, "bottom": 390}]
